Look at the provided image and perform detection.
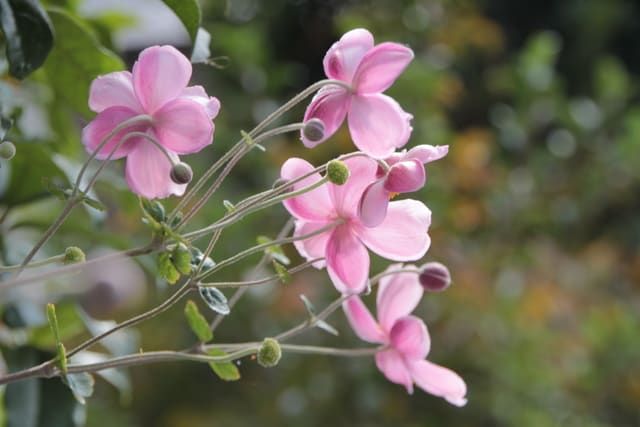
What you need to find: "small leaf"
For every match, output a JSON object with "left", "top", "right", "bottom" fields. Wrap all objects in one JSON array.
[
  {"left": 257, "top": 236, "right": 290, "bottom": 265},
  {"left": 206, "top": 349, "right": 240, "bottom": 381},
  {"left": 184, "top": 300, "right": 213, "bottom": 343},
  {"left": 158, "top": 252, "right": 180, "bottom": 284},
  {"left": 42, "top": 178, "right": 68, "bottom": 201},
  {"left": 80, "top": 193, "right": 106, "bottom": 211},
  {"left": 272, "top": 260, "right": 291, "bottom": 284},
  {"left": 56, "top": 343, "right": 68, "bottom": 373},
  {"left": 46, "top": 303, "right": 68, "bottom": 373},
  {"left": 222, "top": 200, "right": 235, "bottom": 213},
  {"left": 161, "top": 0, "right": 200, "bottom": 43},
  {"left": 141, "top": 198, "right": 166, "bottom": 223},
  {"left": 171, "top": 243, "right": 192, "bottom": 275},
  {"left": 198, "top": 286, "right": 230, "bottom": 315},
  {"left": 315, "top": 320, "right": 339, "bottom": 336},
  {"left": 299, "top": 294, "right": 316, "bottom": 316},
  {"left": 62, "top": 373, "right": 94, "bottom": 405},
  {"left": 29, "top": 302, "right": 85, "bottom": 349},
  {"left": 190, "top": 27, "right": 211, "bottom": 63}
]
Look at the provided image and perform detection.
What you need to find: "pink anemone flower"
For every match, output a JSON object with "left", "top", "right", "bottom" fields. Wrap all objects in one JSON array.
[
  {"left": 343, "top": 264, "right": 467, "bottom": 406},
  {"left": 301, "top": 28, "right": 414, "bottom": 159},
  {"left": 82, "top": 45, "right": 220, "bottom": 199},
  {"left": 281, "top": 156, "right": 431, "bottom": 294},
  {"left": 359, "top": 145, "right": 449, "bottom": 227}
]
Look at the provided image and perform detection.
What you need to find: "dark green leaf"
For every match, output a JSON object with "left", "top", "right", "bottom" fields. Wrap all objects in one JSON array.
[
  {"left": 184, "top": 300, "right": 213, "bottom": 342},
  {"left": 62, "top": 373, "right": 94, "bottom": 405},
  {"left": 0, "top": 0, "right": 54, "bottom": 79},
  {"left": 158, "top": 252, "right": 180, "bottom": 284},
  {"left": 161, "top": 0, "right": 200, "bottom": 43},
  {"left": 206, "top": 349, "right": 240, "bottom": 381},
  {"left": 141, "top": 199, "right": 166, "bottom": 223},
  {"left": 198, "top": 286, "right": 229, "bottom": 315},
  {"left": 80, "top": 194, "right": 106, "bottom": 212}
]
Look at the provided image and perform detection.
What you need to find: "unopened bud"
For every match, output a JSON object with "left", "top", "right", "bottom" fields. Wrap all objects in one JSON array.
[
  {"left": 0, "top": 141, "right": 16, "bottom": 160},
  {"left": 418, "top": 262, "right": 451, "bottom": 292},
  {"left": 64, "top": 246, "right": 86, "bottom": 265},
  {"left": 170, "top": 162, "right": 193, "bottom": 185},
  {"left": 302, "top": 118, "right": 325, "bottom": 142},
  {"left": 326, "top": 160, "right": 349, "bottom": 185},
  {"left": 257, "top": 337, "right": 281, "bottom": 368}
]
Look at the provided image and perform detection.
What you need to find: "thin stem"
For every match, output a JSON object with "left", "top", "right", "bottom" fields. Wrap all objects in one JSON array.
[
  {"left": 0, "top": 254, "right": 65, "bottom": 272},
  {"left": 198, "top": 258, "right": 321, "bottom": 288},
  {"left": 279, "top": 343, "right": 381, "bottom": 357}
]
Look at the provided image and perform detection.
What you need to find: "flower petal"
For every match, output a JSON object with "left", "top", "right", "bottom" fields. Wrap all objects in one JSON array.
[
  {"left": 180, "top": 86, "right": 221, "bottom": 118},
  {"left": 357, "top": 199, "right": 431, "bottom": 261},
  {"left": 301, "top": 86, "right": 350, "bottom": 147},
  {"left": 280, "top": 158, "right": 333, "bottom": 221},
  {"left": 152, "top": 98, "right": 214, "bottom": 154},
  {"left": 125, "top": 137, "right": 186, "bottom": 199},
  {"left": 376, "top": 266, "right": 423, "bottom": 331},
  {"left": 407, "top": 144, "right": 449, "bottom": 164},
  {"left": 384, "top": 159, "right": 425, "bottom": 193},
  {"left": 132, "top": 45, "right": 192, "bottom": 113},
  {"left": 326, "top": 225, "right": 370, "bottom": 294},
  {"left": 82, "top": 106, "right": 147, "bottom": 160},
  {"left": 358, "top": 179, "right": 390, "bottom": 227},
  {"left": 348, "top": 94, "right": 413, "bottom": 158},
  {"left": 389, "top": 315, "right": 430, "bottom": 360},
  {"left": 88, "top": 71, "right": 142, "bottom": 113},
  {"left": 352, "top": 42, "right": 414, "bottom": 94},
  {"left": 342, "top": 296, "right": 386, "bottom": 343},
  {"left": 329, "top": 156, "right": 378, "bottom": 217},
  {"left": 408, "top": 359, "right": 468, "bottom": 406},
  {"left": 323, "top": 28, "right": 374, "bottom": 83},
  {"left": 292, "top": 220, "right": 331, "bottom": 269},
  {"left": 375, "top": 348, "right": 413, "bottom": 394}
]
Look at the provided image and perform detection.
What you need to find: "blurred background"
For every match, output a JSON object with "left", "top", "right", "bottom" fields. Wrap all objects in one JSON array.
[{"left": 1, "top": 0, "right": 640, "bottom": 426}]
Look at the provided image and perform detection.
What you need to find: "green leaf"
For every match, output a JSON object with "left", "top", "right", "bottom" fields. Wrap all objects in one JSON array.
[
  {"left": 206, "top": 349, "right": 240, "bottom": 381},
  {"left": 80, "top": 193, "right": 106, "bottom": 212},
  {"left": 62, "top": 373, "right": 94, "bottom": 405},
  {"left": 158, "top": 252, "right": 180, "bottom": 284},
  {"left": 29, "top": 302, "right": 85, "bottom": 350},
  {"left": 141, "top": 199, "right": 166, "bottom": 223},
  {"left": 46, "top": 303, "right": 68, "bottom": 373},
  {"left": 171, "top": 243, "right": 192, "bottom": 275},
  {"left": 184, "top": 300, "right": 213, "bottom": 343},
  {"left": 0, "top": 0, "right": 54, "bottom": 79},
  {"left": 299, "top": 294, "right": 316, "bottom": 316},
  {"left": 198, "top": 286, "right": 230, "bottom": 315},
  {"left": 272, "top": 260, "right": 291, "bottom": 284},
  {"left": 257, "top": 236, "right": 290, "bottom": 265},
  {"left": 161, "top": 0, "right": 200, "bottom": 43},
  {"left": 42, "top": 8, "right": 125, "bottom": 116}
]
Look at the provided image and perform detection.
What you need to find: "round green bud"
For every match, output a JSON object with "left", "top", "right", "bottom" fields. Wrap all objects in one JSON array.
[
  {"left": 257, "top": 337, "right": 281, "bottom": 368},
  {"left": 302, "top": 118, "right": 325, "bottom": 142},
  {"left": 0, "top": 141, "right": 16, "bottom": 160},
  {"left": 326, "top": 160, "right": 350, "bottom": 185},
  {"left": 170, "top": 162, "right": 193, "bottom": 185},
  {"left": 64, "top": 246, "right": 86, "bottom": 265}
]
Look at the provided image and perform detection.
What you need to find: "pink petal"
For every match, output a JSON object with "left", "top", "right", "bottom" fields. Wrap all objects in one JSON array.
[
  {"left": 342, "top": 296, "right": 386, "bottom": 344},
  {"left": 389, "top": 315, "right": 430, "bottom": 360},
  {"left": 376, "top": 266, "right": 424, "bottom": 331},
  {"left": 407, "top": 144, "right": 449, "bottom": 164},
  {"left": 152, "top": 98, "right": 214, "bottom": 154},
  {"left": 82, "top": 106, "right": 147, "bottom": 160},
  {"left": 356, "top": 199, "right": 431, "bottom": 261},
  {"left": 301, "top": 86, "right": 350, "bottom": 147},
  {"left": 384, "top": 159, "right": 425, "bottom": 193},
  {"left": 326, "top": 225, "right": 370, "bottom": 294},
  {"left": 358, "top": 179, "right": 390, "bottom": 227},
  {"left": 180, "top": 86, "right": 221, "bottom": 118},
  {"left": 329, "top": 156, "right": 378, "bottom": 217},
  {"left": 348, "top": 94, "right": 413, "bottom": 158},
  {"left": 125, "top": 137, "right": 186, "bottom": 199},
  {"left": 280, "top": 158, "right": 334, "bottom": 221},
  {"left": 352, "top": 42, "right": 414, "bottom": 94},
  {"left": 375, "top": 348, "right": 414, "bottom": 394},
  {"left": 132, "top": 45, "right": 192, "bottom": 113},
  {"left": 323, "top": 28, "right": 374, "bottom": 83},
  {"left": 292, "top": 220, "right": 332, "bottom": 269},
  {"left": 88, "top": 71, "right": 142, "bottom": 113},
  {"left": 408, "top": 359, "right": 468, "bottom": 406}
]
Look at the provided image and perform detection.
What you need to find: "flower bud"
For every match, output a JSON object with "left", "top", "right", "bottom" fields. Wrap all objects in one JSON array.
[
  {"left": 419, "top": 262, "right": 451, "bottom": 292},
  {"left": 326, "top": 159, "right": 350, "bottom": 185},
  {"left": 63, "top": 246, "right": 86, "bottom": 265},
  {"left": 257, "top": 337, "right": 281, "bottom": 368},
  {"left": 302, "top": 118, "right": 325, "bottom": 142},
  {"left": 0, "top": 141, "right": 16, "bottom": 160},
  {"left": 170, "top": 162, "right": 193, "bottom": 184}
]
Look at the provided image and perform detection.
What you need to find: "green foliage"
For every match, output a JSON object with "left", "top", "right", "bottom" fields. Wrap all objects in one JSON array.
[
  {"left": 171, "top": 243, "right": 192, "bottom": 275},
  {"left": 160, "top": 0, "right": 200, "bottom": 43},
  {"left": 206, "top": 349, "right": 240, "bottom": 381},
  {"left": 29, "top": 302, "right": 84, "bottom": 350},
  {"left": 62, "top": 373, "right": 94, "bottom": 405},
  {"left": 46, "top": 303, "right": 67, "bottom": 373},
  {"left": 184, "top": 300, "right": 213, "bottom": 343},
  {"left": 157, "top": 252, "right": 180, "bottom": 284}
]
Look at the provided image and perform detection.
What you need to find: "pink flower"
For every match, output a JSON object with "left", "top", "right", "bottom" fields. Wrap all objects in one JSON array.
[
  {"left": 281, "top": 156, "right": 431, "bottom": 294},
  {"left": 301, "top": 29, "right": 414, "bottom": 159},
  {"left": 343, "top": 264, "right": 467, "bottom": 406},
  {"left": 359, "top": 145, "right": 449, "bottom": 227},
  {"left": 82, "top": 45, "right": 220, "bottom": 199}
]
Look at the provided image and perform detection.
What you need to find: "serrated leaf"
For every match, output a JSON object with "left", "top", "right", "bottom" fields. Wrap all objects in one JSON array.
[
  {"left": 184, "top": 300, "right": 213, "bottom": 343},
  {"left": 272, "top": 260, "right": 291, "bottom": 284},
  {"left": 206, "top": 349, "right": 240, "bottom": 381},
  {"left": 63, "top": 373, "right": 94, "bottom": 405},
  {"left": 161, "top": 0, "right": 200, "bottom": 43},
  {"left": 158, "top": 252, "right": 180, "bottom": 284},
  {"left": 0, "top": 0, "right": 54, "bottom": 79},
  {"left": 171, "top": 243, "right": 192, "bottom": 275},
  {"left": 198, "top": 286, "right": 229, "bottom": 315}
]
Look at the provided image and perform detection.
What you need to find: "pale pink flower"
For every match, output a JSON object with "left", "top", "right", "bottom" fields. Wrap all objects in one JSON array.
[
  {"left": 359, "top": 145, "right": 449, "bottom": 227},
  {"left": 301, "top": 29, "right": 414, "bottom": 159},
  {"left": 343, "top": 264, "right": 467, "bottom": 406},
  {"left": 281, "top": 156, "right": 431, "bottom": 294},
  {"left": 82, "top": 45, "right": 220, "bottom": 199}
]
